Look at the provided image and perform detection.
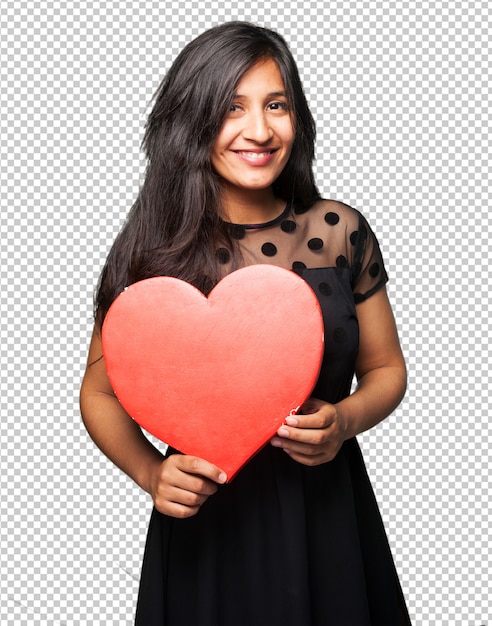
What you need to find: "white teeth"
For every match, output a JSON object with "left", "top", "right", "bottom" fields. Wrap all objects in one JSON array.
[{"left": 237, "top": 151, "right": 272, "bottom": 159}]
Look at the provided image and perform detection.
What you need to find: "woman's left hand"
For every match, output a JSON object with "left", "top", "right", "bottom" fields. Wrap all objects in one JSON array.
[{"left": 270, "top": 397, "right": 347, "bottom": 466}]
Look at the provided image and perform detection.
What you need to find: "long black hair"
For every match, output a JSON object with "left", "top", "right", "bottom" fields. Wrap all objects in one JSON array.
[{"left": 95, "top": 21, "right": 319, "bottom": 323}]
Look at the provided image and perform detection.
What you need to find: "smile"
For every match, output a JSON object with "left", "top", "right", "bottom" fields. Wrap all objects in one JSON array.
[
  {"left": 236, "top": 151, "right": 274, "bottom": 158},
  {"left": 233, "top": 150, "right": 278, "bottom": 165}
]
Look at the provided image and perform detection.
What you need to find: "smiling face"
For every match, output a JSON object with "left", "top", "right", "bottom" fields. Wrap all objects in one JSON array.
[{"left": 211, "top": 58, "right": 295, "bottom": 221}]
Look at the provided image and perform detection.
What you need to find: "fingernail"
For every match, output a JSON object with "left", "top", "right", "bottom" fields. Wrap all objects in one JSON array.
[
  {"left": 285, "top": 416, "right": 298, "bottom": 427},
  {"left": 218, "top": 472, "right": 227, "bottom": 484},
  {"left": 278, "top": 427, "right": 289, "bottom": 437},
  {"left": 270, "top": 437, "right": 282, "bottom": 447}
]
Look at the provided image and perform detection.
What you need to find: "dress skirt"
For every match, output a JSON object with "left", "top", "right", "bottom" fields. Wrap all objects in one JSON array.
[{"left": 135, "top": 440, "right": 411, "bottom": 625}]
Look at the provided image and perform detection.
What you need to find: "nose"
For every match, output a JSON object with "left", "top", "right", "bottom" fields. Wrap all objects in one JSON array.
[{"left": 242, "top": 110, "right": 273, "bottom": 143}]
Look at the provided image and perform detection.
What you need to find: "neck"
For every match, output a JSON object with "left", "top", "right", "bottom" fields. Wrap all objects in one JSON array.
[{"left": 221, "top": 187, "right": 285, "bottom": 225}]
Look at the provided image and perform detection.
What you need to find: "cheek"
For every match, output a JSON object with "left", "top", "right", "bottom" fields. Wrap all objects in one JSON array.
[
  {"left": 210, "top": 146, "right": 220, "bottom": 166},
  {"left": 210, "top": 139, "right": 226, "bottom": 171},
  {"left": 211, "top": 132, "right": 233, "bottom": 167},
  {"left": 281, "top": 121, "right": 295, "bottom": 152},
  {"left": 282, "top": 134, "right": 295, "bottom": 163},
  {"left": 213, "top": 120, "right": 237, "bottom": 149}
]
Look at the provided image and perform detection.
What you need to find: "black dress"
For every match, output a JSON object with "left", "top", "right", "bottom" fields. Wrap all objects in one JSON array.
[{"left": 135, "top": 200, "right": 411, "bottom": 625}]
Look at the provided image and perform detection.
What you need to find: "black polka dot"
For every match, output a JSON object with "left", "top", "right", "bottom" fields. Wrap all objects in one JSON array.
[
  {"left": 292, "top": 261, "right": 307, "bottom": 271},
  {"left": 261, "top": 242, "right": 277, "bottom": 257},
  {"left": 216, "top": 248, "right": 230, "bottom": 264},
  {"left": 230, "top": 225, "right": 246, "bottom": 240},
  {"left": 336, "top": 255, "right": 348, "bottom": 268},
  {"left": 308, "top": 237, "right": 324, "bottom": 251},
  {"left": 325, "top": 212, "right": 340, "bottom": 226},
  {"left": 319, "top": 282, "right": 333, "bottom": 296},
  {"left": 333, "top": 328, "right": 348, "bottom": 343},
  {"left": 350, "top": 231, "right": 359, "bottom": 245},
  {"left": 281, "top": 220, "right": 297, "bottom": 233},
  {"left": 369, "top": 262, "right": 380, "bottom": 277}
]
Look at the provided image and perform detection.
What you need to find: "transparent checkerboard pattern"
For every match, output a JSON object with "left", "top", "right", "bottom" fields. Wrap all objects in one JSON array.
[{"left": 1, "top": 1, "right": 490, "bottom": 624}]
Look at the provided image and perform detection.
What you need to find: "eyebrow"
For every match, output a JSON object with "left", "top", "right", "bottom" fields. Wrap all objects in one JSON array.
[{"left": 233, "top": 90, "right": 287, "bottom": 99}]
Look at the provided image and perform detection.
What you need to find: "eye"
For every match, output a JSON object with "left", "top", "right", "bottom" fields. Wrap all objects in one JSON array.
[
  {"left": 268, "top": 101, "right": 289, "bottom": 112},
  {"left": 227, "top": 103, "right": 244, "bottom": 117}
]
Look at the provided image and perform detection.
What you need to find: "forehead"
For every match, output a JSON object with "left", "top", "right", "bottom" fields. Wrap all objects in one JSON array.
[{"left": 235, "top": 58, "right": 285, "bottom": 94}]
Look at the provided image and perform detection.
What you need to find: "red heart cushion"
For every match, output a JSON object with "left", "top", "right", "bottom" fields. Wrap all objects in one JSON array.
[{"left": 102, "top": 265, "right": 324, "bottom": 480}]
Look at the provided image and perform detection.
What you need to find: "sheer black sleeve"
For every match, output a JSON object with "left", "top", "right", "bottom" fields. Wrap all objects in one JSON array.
[{"left": 350, "top": 210, "right": 389, "bottom": 303}]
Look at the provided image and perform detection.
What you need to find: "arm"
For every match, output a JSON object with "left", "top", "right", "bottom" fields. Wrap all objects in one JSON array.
[
  {"left": 270, "top": 286, "right": 407, "bottom": 465},
  {"left": 80, "top": 317, "right": 227, "bottom": 517}
]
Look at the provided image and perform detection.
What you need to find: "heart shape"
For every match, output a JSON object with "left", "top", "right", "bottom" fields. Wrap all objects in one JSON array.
[{"left": 102, "top": 265, "right": 324, "bottom": 480}]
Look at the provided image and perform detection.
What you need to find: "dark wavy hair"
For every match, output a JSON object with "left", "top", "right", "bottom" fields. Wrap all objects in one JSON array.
[{"left": 95, "top": 21, "right": 319, "bottom": 323}]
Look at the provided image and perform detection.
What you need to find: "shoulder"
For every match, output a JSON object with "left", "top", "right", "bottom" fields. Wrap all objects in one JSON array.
[
  {"left": 306, "top": 198, "right": 361, "bottom": 219},
  {"left": 300, "top": 198, "right": 364, "bottom": 233}
]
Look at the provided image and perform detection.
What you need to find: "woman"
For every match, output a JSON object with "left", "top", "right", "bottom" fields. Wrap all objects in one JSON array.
[{"left": 80, "top": 21, "right": 411, "bottom": 625}]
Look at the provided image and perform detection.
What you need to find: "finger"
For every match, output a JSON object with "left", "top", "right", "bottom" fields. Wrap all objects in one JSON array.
[
  {"left": 284, "top": 449, "right": 330, "bottom": 467},
  {"left": 275, "top": 422, "right": 331, "bottom": 445},
  {"left": 155, "top": 498, "right": 202, "bottom": 519},
  {"left": 153, "top": 478, "right": 215, "bottom": 517},
  {"left": 176, "top": 455, "right": 228, "bottom": 484},
  {"left": 299, "top": 396, "right": 325, "bottom": 414},
  {"left": 161, "top": 475, "right": 219, "bottom": 502},
  {"left": 300, "top": 402, "right": 336, "bottom": 428},
  {"left": 273, "top": 436, "right": 339, "bottom": 464},
  {"left": 272, "top": 432, "right": 328, "bottom": 454},
  {"left": 168, "top": 485, "right": 211, "bottom": 508},
  {"left": 163, "top": 462, "right": 223, "bottom": 496},
  {"left": 285, "top": 407, "right": 335, "bottom": 430}
]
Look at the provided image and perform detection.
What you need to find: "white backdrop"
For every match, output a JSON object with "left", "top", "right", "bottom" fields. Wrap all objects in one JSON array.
[{"left": 1, "top": 1, "right": 490, "bottom": 624}]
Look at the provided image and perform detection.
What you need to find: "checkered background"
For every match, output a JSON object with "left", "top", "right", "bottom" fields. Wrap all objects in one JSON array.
[{"left": 1, "top": 1, "right": 490, "bottom": 624}]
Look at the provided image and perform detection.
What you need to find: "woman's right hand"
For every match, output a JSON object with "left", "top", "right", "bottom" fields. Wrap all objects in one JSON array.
[
  {"left": 149, "top": 454, "right": 227, "bottom": 518},
  {"left": 80, "top": 322, "right": 227, "bottom": 520}
]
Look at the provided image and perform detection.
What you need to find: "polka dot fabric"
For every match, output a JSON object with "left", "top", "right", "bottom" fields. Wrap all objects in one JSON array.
[
  {"left": 220, "top": 199, "right": 388, "bottom": 403},
  {"left": 223, "top": 199, "right": 388, "bottom": 302}
]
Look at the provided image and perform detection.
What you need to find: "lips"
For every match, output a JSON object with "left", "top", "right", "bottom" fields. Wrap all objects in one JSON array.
[{"left": 233, "top": 149, "right": 278, "bottom": 166}]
